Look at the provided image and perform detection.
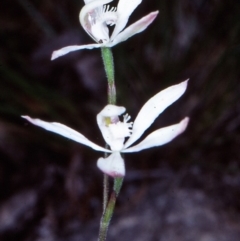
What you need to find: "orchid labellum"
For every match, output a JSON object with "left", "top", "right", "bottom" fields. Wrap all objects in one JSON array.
[
  {"left": 22, "top": 80, "right": 189, "bottom": 177},
  {"left": 51, "top": 0, "right": 159, "bottom": 60}
]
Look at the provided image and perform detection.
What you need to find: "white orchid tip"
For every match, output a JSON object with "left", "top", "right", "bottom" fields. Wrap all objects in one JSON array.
[
  {"left": 151, "top": 10, "right": 159, "bottom": 18},
  {"left": 21, "top": 115, "right": 45, "bottom": 127},
  {"left": 183, "top": 78, "right": 190, "bottom": 84},
  {"left": 21, "top": 115, "right": 31, "bottom": 121},
  {"left": 180, "top": 117, "right": 190, "bottom": 133},
  {"left": 179, "top": 78, "right": 189, "bottom": 90},
  {"left": 51, "top": 51, "right": 59, "bottom": 60},
  {"left": 144, "top": 11, "right": 159, "bottom": 25}
]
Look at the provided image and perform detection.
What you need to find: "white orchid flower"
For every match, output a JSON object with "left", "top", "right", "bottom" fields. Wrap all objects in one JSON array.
[
  {"left": 22, "top": 80, "right": 189, "bottom": 177},
  {"left": 51, "top": 0, "right": 159, "bottom": 60}
]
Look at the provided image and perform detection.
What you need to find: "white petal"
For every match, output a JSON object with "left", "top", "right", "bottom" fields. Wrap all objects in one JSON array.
[
  {"left": 110, "top": 0, "right": 142, "bottom": 40},
  {"left": 51, "top": 43, "right": 103, "bottom": 60},
  {"left": 124, "top": 80, "right": 189, "bottom": 149},
  {"left": 109, "top": 11, "right": 159, "bottom": 47},
  {"left": 79, "top": 0, "right": 114, "bottom": 42},
  {"left": 97, "top": 152, "right": 125, "bottom": 177},
  {"left": 22, "top": 116, "right": 110, "bottom": 153},
  {"left": 96, "top": 105, "right": 126, "bottom": 146},
  {"left": 122, "top": 117, "right": 189, "bottom": 153}
]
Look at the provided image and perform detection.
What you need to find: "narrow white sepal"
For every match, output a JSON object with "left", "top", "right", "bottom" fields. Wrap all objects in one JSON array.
[
  {"left": 22, "top": 116, "right": 110, "bottom": 153},
  {"left": 124, "top": 80, "right": 189, "bottom": 149},
  {"left": 109, "top": 11, "right": 159, "bottom": 47},
  {"left": 97, "top": 152, "right": 125, "bottom": 177},
  {"left": 110, "top": 0, "right": 142, "bottom": 40},
  {"left": 123, "top": 117, "right": 189, "bottom": 153},
  {"left": 51, "top": 43, "right": 103, "bottom": 60}
]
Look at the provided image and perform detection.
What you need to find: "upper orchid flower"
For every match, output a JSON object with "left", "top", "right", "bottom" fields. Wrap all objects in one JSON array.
[
  {"left": 51, "top": 0, "right": 159, "bottom": 60},
  {"left": 22, "top": 80, "right": 189, "bottom": 177}
]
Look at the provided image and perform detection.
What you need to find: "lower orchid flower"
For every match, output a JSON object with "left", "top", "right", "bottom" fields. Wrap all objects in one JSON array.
[{"left": 22, "top": 80, "right": 189, "bottom": 177}]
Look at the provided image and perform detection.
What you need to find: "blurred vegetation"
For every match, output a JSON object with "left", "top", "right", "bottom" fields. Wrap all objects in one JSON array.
[{"left": 0, "top": 0, "right": 240, "bottom": 240}]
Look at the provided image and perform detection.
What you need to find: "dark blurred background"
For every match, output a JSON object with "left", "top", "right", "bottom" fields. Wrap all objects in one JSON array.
[{"left": 1, "top": 0, "right": 240, "bottom": 240}]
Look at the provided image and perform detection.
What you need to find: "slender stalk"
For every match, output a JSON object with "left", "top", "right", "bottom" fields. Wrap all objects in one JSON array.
[
  {"left": 101, "top": 47, "right": 116, "bottom": 104},
  {"left": 103, "top": 144, "right": 109, "bottom": 213},
  {"left": 99, "top": 47, "right": 123, "bottom": 241},
  {"left": 103, "top": 164, "right": 109, "bottom": 211},
  {"left": 101, "top": 47, "right": 116, "bottom": 211},
  {"left": 98, "top": 177, "right": 123, "bottom": 241}
]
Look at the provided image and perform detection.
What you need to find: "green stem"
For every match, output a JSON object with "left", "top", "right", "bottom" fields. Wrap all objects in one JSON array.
[
  {"left": 101, "top": 47, "right": 116, "bottom": 211},
  {"left": 99, "top": 47, "right": 123, "bottom": 241},
  {"left": 103, "top": 172, "right": 109, "bottom": 211},
  {"left": 98, "top": 178, "right": 123, "bottom": 241},
  {"left": 101, "top": 47, "right": 116, "bottom": 104}
]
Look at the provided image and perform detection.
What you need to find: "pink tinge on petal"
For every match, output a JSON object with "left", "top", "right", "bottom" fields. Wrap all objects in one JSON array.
[
  {"left": 134, "top": 10, "right": 159, "bottom": 31},
  {"left": 97, "top": 152, "right": 125, "bottom": 177},
  {"left": 109, "top": 11, "right": 159, "bottom": 47},
  {"left": 122, "top": 117, "right": 190, "bottom": 153}
]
